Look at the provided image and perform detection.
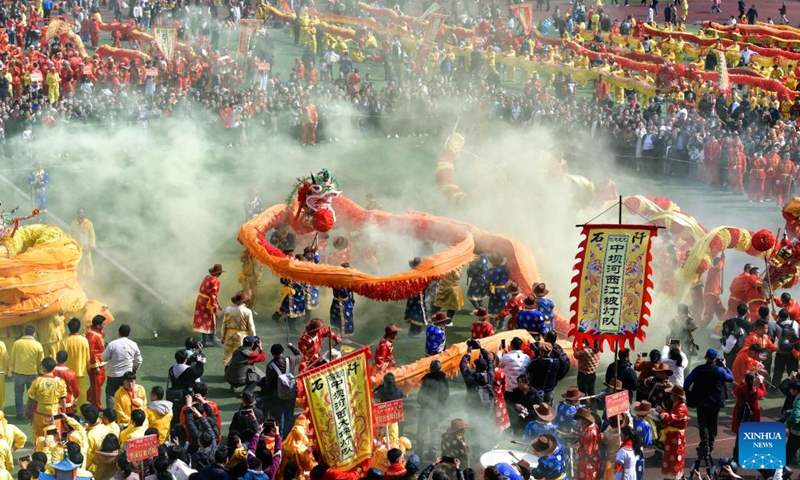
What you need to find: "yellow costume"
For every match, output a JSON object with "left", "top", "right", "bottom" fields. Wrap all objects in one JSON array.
[
  {"left": 0, "top": 411, "right": 26, "bottom": 451},
  {"left": 70, "top": 217, "right": 96, "bottom": 277},
  {"left": 0, "top": 343, "right": 8, "bottom": 411},
  {"left": 84, "top": 420, "right": 108, "bottom": 474},
  {"left": 63, "top": 415, "right": 88, "bottom": 463},
  {"left": 9, "top": 335, "right": 43, "bottom": 377},
  {"left": 27, "top": 373, "right": 66, "bottom": 439},
  {"left": 34, "top": 431, "right": 64, "bottom": 466},
  {"left": 45, "top": 71, "right": 59, "bottom": 104},
  {"left": 145, "top": 401, "right": 173, "bottom": 444},
  {"left": 61, "top": 333, "right": 90, "bottom": 412},
  {"left": 113, "top": 384, "right": 147, "bottom": 426},
  {"left": 279, "top": 415, "right": 315, "bottom": 479},
  {"left": 119, "top": 422, "right": 149, "bottom": 444},
  {"left": 33, "top": 314, "right": 64, "bottom": 360},
  {"left": 221, "top": 304, "right": 256, "bottom": 366}
]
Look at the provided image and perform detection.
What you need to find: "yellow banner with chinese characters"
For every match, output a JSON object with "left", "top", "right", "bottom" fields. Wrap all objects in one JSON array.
[
  {"left": 569, "top": 225, "right": 658, "bottom": 351},
  {"left": 301, "top": 347, "right": 373, "bottom": 471}
]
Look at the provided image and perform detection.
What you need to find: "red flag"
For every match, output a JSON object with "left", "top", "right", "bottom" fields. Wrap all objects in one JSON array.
[{"left": 510, "top": 4, "right": 533, "bottom": 35}]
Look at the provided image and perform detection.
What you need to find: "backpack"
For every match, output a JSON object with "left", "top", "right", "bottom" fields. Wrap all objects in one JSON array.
[
  {"left": 778, "top": 320, "right": 799, "bottom": 354},
  {"left": 553, "top": 344, "right": 571, "bottom": 381},
  {"left": 270, "top": 359, "right": 297, "bottom": 401}
]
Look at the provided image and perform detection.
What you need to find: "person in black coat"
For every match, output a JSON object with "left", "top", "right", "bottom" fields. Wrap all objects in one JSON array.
[
  {"left": 527, "top": 342, "right": 558, "bottom": 404},
  {"left": 684, "top": 349, "right": 734, "bottom": 456},
  {"left": 229, "top": 391, "right": 264, "bottom": 437},
  {"left": 168, "top": 349, "right": 205, "bottom": 423},
  {"left": 605, "top": 348, "right": 638, "bottom": 400},
  {"left": 459, "top": 341, "right": 495, "bottom": 414},
  {"left": 416, "top": 360, "right": 450, "bottom": 458},
  {"left": 198, "top": 448, "right": 232, "bottom": 480},
  {"left": 506, "top": 375, "right": 543, "bottom": 433},
  {"left": 184, "top": 396, "right": 220, "bottom": 454}
]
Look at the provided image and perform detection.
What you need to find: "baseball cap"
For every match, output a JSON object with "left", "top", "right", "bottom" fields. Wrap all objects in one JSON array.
[{"left": 705, "top": 348, "right": 718, "bottom": 360}]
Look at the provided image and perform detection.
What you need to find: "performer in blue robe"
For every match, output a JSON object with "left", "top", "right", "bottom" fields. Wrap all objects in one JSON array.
[
  {"left": 425, "top": 313, "right": 449, "bottom": 356},
  {"left": 632, "top": 401, "right": 655, "bottom": 480},
  {"left": 516, "top": 295, "right": 547, "bottom": 337},
  {"left": 529, "top": 434, "right": 568, "bottom": 480},
  {"left": 330, "top": 286, "right": 355, "bottom": 335},
  {"left": 534, "top": 283, "right": 556, "bottom": 332},
  {"left": 523, "top": 403, "right": 557, "bottom": 441},
  {"left": 466, "top": 251, "right": 490, "bottom": 308},
  {"left": 486, "top": 254, "right": 510, "bottom": 314}
]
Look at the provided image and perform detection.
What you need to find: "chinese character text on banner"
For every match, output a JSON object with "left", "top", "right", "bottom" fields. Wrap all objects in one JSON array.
[
  {"left": 569, "top": 225, "right": 658, "bottom": 351},
  {"left": 238, "top": 19, "right": 261, "bottom": 57},
  {"left": 301, "top": 347, "right": 373, "bottom": 471},
  {"left": 153, "top": 27, "right": 177, "bottom": 61},
  {"left": 509, "top": 4, "right": 532, "bottom": 35}
]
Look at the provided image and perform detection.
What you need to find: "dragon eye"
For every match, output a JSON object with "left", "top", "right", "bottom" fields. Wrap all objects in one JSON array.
[{"left": 310, "top": 185, "right": 323, "bottom": 194}]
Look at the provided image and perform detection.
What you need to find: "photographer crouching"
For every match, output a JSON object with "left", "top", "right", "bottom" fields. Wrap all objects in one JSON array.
[
  {"left": 684, "top": 349, "right": 733, "bottom": 473},
  {"left": 224, "top": 336, "right": 266, "bottom": 394}
]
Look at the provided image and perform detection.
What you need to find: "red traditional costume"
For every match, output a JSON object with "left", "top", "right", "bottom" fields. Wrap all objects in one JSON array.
[
  {"left": 576, "top": 422, "right": 601, "bottom": 480},
  {"left": 471, "top": 321, "right": 494, "bottom": 339},
  {"left": 702, "top": 259, "right": 725, "bottom": 327},
  {"left": 765, "top": 153, "right": 781, "bottom": 201},
  {"left": 301, "top": 102, "right": 318, "bottom": 146},
  {"left": 742, "top": 273, "right": 766, "bottom": 320},
  {"left": 493, "top": 367, "right": 510, "bottom": 430},
  {"left": 774, "top": 297, "right": 800, "bottom": 320},
  {"left": 86, "top": 326, "right": 105, "bottom": 408},
  {"left": 748, "top": 154, "right": 767, "bottom": 202},
  {"left": 778, "top": 157, "right": 796, "bottom": 205},
  {"left": 298, "top": 327, "right": 341, "bottom": 370},
  {"left": 731, "top": 381, "right": 766, "bottom": 433},
  {"left": 725, "top": 271, "right": 751, "bottom": 319},
  {"left": 193, "top": 275, "right": 220, "bottom": 335},
  {"left": 727, "top": 146, "right": 745, "bottom": 194},
  {"left": 372, "top": 338, "right": 396, "bottom": 374},
  {"left": 52, "top": 363, "right": 79, "bottom": 415},
  {"left": 658, "top": 401, "right": 689, "bottom": 479}
]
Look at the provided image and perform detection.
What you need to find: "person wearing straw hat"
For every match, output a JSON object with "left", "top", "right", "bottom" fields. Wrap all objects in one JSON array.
[
  {"left": 440, "top": 419, "right": 471, "bottom": 469},
  {"left": 405, "top": 257, "right": 430, "bottom": 338},
  {"left": 221, "top": 291, "right": 256, "bottom": 367},
  {"left": 631, "top": 401, "right": 655, "bottom": 480},
  {"left": 515, "top": 295, "right": 547, "bottom": 338},
  {"left": 297, "top": 318, "right": 341, "bottom": 370},
  {"left": 496, "top": 281, "right": 524, "bottom": 330},
  {"left": 532, "top": 283, "right": 555, "bottom": 332},
  {"left": 465, "top": 249, "right": 490, "bottom": 309},
  {"left": 330, "top": 263, "right": 356, "bottom": 337},
  {"left": 372, "top": 325, "right": 401, "bottom": 375},
  {"left": 656, "top": 385, "right": 690, "bottom": 480},
  {"left": 573, "top": 407, "right": 601, "bottom": 480},
  {"left": 523, "top": 402, "right": 556, "bottom": 441},
  {"left": 485, "top": 254, "right": 511, "bottom": 317},
  {"left": 555, "top": 386, "right": 583, "bottom": 472},
  {"left": 192, "top": 263, "right": 224, "bottom": 346},
  {"left": 425, "top": 312, "right": 450, "bottom": 357},
  {"left": 642, "top": 363, "right": 674, "bottom": 410},
  {"left": 470, "top": 307, "right": 494, "bottom": 340},
  {"left": 527, "top": 434, "right": 567, "bottom": 480}
]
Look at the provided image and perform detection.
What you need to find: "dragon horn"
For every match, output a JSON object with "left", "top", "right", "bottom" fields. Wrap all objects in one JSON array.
[{"left": 311, "top": 172, "right": 317, "bottom": 185}]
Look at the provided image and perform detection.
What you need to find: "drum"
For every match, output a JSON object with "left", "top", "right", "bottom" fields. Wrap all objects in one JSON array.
[{"left": 479, "top": 450, "right": 539, "bottom": 470}]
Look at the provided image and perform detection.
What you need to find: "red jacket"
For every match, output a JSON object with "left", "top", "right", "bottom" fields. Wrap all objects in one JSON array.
[{"left": 86, "top": 328, "right": 105, "bottom": 369}]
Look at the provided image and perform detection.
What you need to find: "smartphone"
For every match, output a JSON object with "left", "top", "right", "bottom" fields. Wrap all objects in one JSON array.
[
  {"left": 441, "top": 456, "right": 456, "bottom": 464},
  {"left": 669, "top": 339, "right": 680, "bottom": 346},
  {"left": 500, "top": 339, "right": 506, "bottom": 350},
  {"left": 19, "top": 455, "right": 31, "bottom": 463}
]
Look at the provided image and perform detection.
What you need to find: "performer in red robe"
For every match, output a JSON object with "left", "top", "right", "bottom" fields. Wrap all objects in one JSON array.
[
  {"left": 193, "top": 264, "right": 223, "bottom": 344},
  {"left": 573, "top": 407, "right": 601, "bottom": 480},
  {"left": 777, "top": 154, "right": 796, "bottom": 206},
  {"left": 742, "top": 266, "right": 767, "bottom": 320},
  {"left": 727, "top": 145, "right": 745, "bottom": 194},
  {"left": 470, "top": 307, "right": 495, "bottom": 339},
  {"left": 372, "top": 324, "right": 400, "bottom": 374},
  {"left": 657, "top": 386, "right": 689, "bottom": 480},
  {"left": 298, "top": 318, "right": 342, "bottom": 370},
  {"left": 702, "top": 256, "right": 725, "bottom": 328},
  {"left": 86, "top": 315, "right": 106, "bottom": 409},
  {"left": 765, "top": 149, "right": 781, "bottom": 202},
  {"left": 496, "top": 281, "right": 524, "bottom": 330},
  {"left": 725, "top": 263, "right": 755, "bottom": 319},
  {"left": 53, "top": 357, "right": 80, "bottom": 415},
  {"left": 748, "top": 152, "right": 767, "bottom": 202},
  {"left": 300, "top": 99, "right": 318, "bottom": 146}
]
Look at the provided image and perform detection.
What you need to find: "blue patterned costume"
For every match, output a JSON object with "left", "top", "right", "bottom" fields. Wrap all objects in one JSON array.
[
  {"left": 486, "top": 264, "right": 510, "bottom": 314},
  {"left": 632, "top": 417, "right": 654, "bottom": 480},
  {"left": 305, "top": 254, "right": 321, "bottom": 311},
  {"left": 494, "top": 463, "right": 523, "bottom": 480},
  {"left": 28, "top": 169, "right": 49, "bottom": 210},
  {"left": 405, "top": 290, "right": 429, "bottom": 336},
  {"left": 536, "top": 297, "right": 556, "bottom": 332},
  {"left": 279, "top": 277, "right": 307, "bottom": 318},
  {"left": 516, "top": 308, "right": 547, "bottom": 336},
  {"left": 523, "top": 420, "right": 556, "bottom": 442},
  {"left": 425, "top": 325, "right": 446, "bottom": 356},
  {"left": 530, "top": 443, "right": 568, "bottom": 480},
  {"left": 555, "top": 401, "right": 579, "bottom": 469},
  {"left": 466, "top": 253, "right": 490, "bottom": 301},
  {"left": 330, "top": 286, "right": 355, "bottom": 334}
]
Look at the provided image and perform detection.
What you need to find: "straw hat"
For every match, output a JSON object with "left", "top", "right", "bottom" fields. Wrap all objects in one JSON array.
[
  {"left": 472, "top": 307, "right": 490, "bottom": 319},
  {"left": 505, "top": 281, "right": 520, "bottom": 294},
  {"left": 666, "top": 385, "right": 686, "bottom": 400},
  {"left": 384, "top": 324, "right": 402, "bottom": 336},
  {"left": 431, "top": 312, "right": 450, "bottom": 325},
  {"left": 574, "top": 407, "right": 594, "bottom": 424},
  {"left": 562, "top": 386, "right": 584, "bottom": 401},
  {"left": 533, "top": 283, "right": 550, "bottom": 297},
  {"left": 633, "top": 401, "right": 652, "bottom": 416},
  {"left": 306, "top": 318, "right": 325, "bottom": 334},
  {"left": 231, "top": 291, "right": 250, "bottom": 305},
  {"left": 208, "top": 264, "right": 224, "bottom": 276}
]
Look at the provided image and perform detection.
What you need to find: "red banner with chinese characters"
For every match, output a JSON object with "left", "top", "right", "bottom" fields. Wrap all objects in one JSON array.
[
  {"left": 605, "top": 390, "right": 631, "bottom": 418},
  {"left": 569, "top": 225, "right": 657, "bottom": 351},
  {"left": 300, "top": 347, "right": 373, "bottom": 471},
  {"left": 126, "top": 435, "right": 159, "bottom": 462},
  {"left": 509, "top": 4, "right": 532, "bottom": 35},
  {"left": 238, "top": 19, "right": 261, "bottom": 57},
  {"left": 372, "top": 399, "right": 404, "bottom": 427}
]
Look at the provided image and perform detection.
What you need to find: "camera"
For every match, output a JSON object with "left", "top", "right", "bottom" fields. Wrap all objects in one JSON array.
[
  {"left": 714, "top": 357, "right": 725, "bottom": 367},
  {"left": 466, "top": 339, "right": 480, "bottom": 349},
  {"left": 518, "top": 407, "right": 529, "bottom": 419}
]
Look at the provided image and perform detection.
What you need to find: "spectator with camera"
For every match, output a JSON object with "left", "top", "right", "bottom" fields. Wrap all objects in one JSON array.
[
  {"left": 224, "top": 336, "right": 266, "bottom": 394},
  {"left": 229, "top": 391, "right": 264, "bottom": 437},
  {"left": 684, "top": 349, "right": 733, "bottom": 457},
  {"left": 167, "top": 349, "right": 205, "bottom": 422},
  {"left": 183, "top": 393, "right": 220, "bottom": 455}
]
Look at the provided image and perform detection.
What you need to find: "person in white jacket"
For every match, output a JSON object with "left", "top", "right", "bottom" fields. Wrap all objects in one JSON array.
[{"left": 614, "top": 425, "right": 641, "bottom": 480}]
